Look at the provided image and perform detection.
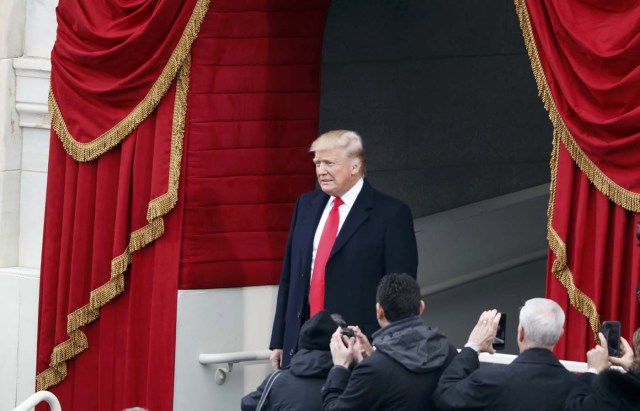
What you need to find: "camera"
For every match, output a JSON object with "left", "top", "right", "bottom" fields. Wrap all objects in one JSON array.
[{"left": 330, "top": 313, "right": 355, "bottom": 338}]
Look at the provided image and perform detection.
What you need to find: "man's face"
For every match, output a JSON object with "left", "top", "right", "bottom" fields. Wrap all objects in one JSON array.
[{"left": 313, "top": 148, "right": 359, "bottom": 197}]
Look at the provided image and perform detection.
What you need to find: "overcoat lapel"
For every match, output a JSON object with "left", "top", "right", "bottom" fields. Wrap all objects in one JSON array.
[{"left": 329, "top": 180, "right": 373, "bottom": 259}]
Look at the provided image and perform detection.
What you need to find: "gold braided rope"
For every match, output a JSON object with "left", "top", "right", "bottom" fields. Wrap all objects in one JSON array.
[
  {"left": 515, "top": 0, "right": 601, "bottom": 336},
  {"left": 49, "top": 0, "right": 210, "bottom": 163},
  {"left": 514, "top": 0, "right": 640, "bottom": 213},
  {"left": 35, "top": 55, "right": 192, "bottom": 392}
]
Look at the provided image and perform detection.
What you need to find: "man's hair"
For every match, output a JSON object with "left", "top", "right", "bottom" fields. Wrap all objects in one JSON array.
[
  {"left": 518, "top": 298, "right": 565, "bottom": 347},
  {"left": 310, "top": 130, "right": 366, "bottom": 174},
  {"left": 376, "top": 273, "right": 421, "bottom": 323}
]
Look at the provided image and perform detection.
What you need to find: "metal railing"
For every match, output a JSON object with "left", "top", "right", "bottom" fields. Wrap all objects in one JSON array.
[
  {"left": 199, "top": 350, "right": 272, "bottom": 385},
  {"left": 13, "top": 391, "right": 61, "bottom": 411}
]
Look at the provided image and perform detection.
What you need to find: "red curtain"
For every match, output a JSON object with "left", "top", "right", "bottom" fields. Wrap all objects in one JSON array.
[
  {"left": 37, "top": 1, "right": 329, "bottom": 410},
  {"left": 178, "top": 1, "right": 329, "bottom": 289},
  {"left": 516, "top": 0, "right": 640, "bottom": 360}
]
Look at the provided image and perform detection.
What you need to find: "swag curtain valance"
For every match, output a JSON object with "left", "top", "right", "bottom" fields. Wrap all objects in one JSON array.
[
  {"left": 516, "top": 0, "right": 640, "bottom": 360},
  {"left": 50, "top": 0, "right": 206, "bottom": 161}
]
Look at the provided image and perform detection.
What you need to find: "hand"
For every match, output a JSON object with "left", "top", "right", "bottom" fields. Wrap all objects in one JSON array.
[
  {"left": 270, "top": 349, "right": 283, "bottom": 370},
  {"left": 467, "top": 310, "right": 501, "bottom": 354},
  {"left": 610, "top": 336, "right": 634, "bottom": 371},
  {"left": 330, "top": 328, "right": 356, "bottom": 368},
  {"left": 350, "top": 326, "right": 373, "bottom": 359},
  {"left": 586, "top": 333, "right": 610, "bottom": 373}
]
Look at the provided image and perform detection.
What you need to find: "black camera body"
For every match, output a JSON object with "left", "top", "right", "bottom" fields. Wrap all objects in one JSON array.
[{"left": 331, "top": 313, "right": 355, "bottom": 338}]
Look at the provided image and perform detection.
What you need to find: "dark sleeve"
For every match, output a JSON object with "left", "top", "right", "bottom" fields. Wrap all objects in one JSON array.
[
  {"left": 564, "top": 373, "right": 620, "bottom": 411},
  {"left": 322, "top": 363, "right": 383, "bottom": 411},
  {"left": 433, "top": 347, "right": 500, "bottom": 410},
  {"left": 384, "top": 203, "right": 418, "bottom": 278},
  {"left": 240, "top": 376, "right": 270, "bottom": 411},
  {"left": 269, "top": 197, "right": 300, "bottom": 349}
]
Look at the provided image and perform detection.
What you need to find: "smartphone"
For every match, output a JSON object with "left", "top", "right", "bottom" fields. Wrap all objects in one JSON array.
[
  {"left": 492, "top": 313, "right": 506, "bottom": 350},
  {"left": 602, "top": 320, "right": 621, "bottom": 357}
]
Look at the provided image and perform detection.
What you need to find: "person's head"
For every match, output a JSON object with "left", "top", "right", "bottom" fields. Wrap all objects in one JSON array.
[
  {"left": 298, "top": 310, "right": 337, "bottom": 351},
  {"left": 375, "top": 273, "right": 424, "bottom": 327},
  {"left": 517, "top": 298, "right": 565, "bottom": 352},
  {"left": 310, "top": 130, "right": 365, "bottom": 197}
]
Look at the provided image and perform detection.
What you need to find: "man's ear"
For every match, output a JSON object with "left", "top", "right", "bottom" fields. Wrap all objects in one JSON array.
[
  {"left": 351, "top": 160, "right": 361, "bottom": 175},
  {"left": 376, "top": 303, "right": 384, "bottom": 321},
  {"left": 418, "top": 300, "right": 425, "bottom": 315},
  {"left": 517, "top": 324, "right": 525, "bottom": 343}
]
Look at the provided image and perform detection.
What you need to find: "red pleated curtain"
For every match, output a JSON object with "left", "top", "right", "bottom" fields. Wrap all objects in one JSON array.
[
  {"left": 515, "top": 0, "right": 640, "bottom": 361},
  {"left": 36, "top": 1, "right": 329, "bottom": 410}
]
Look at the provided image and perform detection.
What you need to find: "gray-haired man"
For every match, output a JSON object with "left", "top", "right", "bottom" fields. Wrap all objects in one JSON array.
[{"left": 433, "top": 298, "right": 577, "bottom": 411}]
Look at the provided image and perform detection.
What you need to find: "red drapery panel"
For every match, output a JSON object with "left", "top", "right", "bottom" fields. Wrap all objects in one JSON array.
[
  {"left": 516, "top": 0, "right": 640, "bottom": 360},
  {"left": 37, "top": 0, "right": 330, "bottom": 409},
  {"left": 37, "top": 82, "right": 186, "bottom": 410}
]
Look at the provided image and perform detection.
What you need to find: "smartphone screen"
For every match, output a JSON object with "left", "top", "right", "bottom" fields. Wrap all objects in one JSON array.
[
  {"left": 602, "top": 320, "right": 621, "bottom": 357},
  {"left": 492, "top": 313, "right": 506, "bottom": 350}
]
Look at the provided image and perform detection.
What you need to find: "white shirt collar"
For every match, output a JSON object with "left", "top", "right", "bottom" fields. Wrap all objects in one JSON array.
[{"left": 331, "top": 177, "right": 363, "bottom": 207}]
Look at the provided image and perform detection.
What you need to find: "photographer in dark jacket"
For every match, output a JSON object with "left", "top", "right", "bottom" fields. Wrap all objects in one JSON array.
[
  {"left": 322, "top": 273, "right": 457, "bottom": 410},
  {"left": 242, "top": 310, "right": 336, "bottom": 411},
  {"left": 565, "top": 327, "right": 640, "bottom": 411}
]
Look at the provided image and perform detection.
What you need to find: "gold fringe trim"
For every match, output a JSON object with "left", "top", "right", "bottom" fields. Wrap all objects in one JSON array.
[
  {"left": 35, "top": 55, "right": 191, "bottom": 392},
  {"left": 546, "top": 139, "right": 601, "bottom": 337},
  {"left": 514, "top": 0, "right": 640, "bottom": 213},
  {"left": 49, "top": 0, "right": 210, "bottom": 163},
  {"left": 515, "top": 0, "right": 601, "bottom": 339}
]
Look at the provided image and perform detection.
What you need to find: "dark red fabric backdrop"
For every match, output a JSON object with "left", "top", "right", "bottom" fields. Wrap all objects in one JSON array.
[
  {"left": 179, "top": 1, "right": 329, "bottom": 289},
  {"left": 517, "top": 0, "right": 640, "bottom": 361},
  {"left": 37, "top": 1, "right": 330, "bottom": 410}
]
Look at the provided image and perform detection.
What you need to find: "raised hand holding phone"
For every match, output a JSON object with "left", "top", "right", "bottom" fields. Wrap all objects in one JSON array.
[
  {"left": 467, "top": 309, "right": 501, "bottom": 354},
  {"left": 602, "top": 320, "right": 621, "bottom": 357}
]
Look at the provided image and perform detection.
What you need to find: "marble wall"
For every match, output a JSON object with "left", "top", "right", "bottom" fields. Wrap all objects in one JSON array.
[{"left": 0, "top": 0, "right": 56, "bottom": 408}]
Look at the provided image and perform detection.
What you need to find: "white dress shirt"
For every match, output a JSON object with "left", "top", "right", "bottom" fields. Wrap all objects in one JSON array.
[{"left": 310, "top": 178, "right": 364, "bottom": 280}]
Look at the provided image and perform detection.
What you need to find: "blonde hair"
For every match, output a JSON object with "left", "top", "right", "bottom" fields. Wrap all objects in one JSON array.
[{"left": 310, "top": 130, "right": 366, "bottom": 174}]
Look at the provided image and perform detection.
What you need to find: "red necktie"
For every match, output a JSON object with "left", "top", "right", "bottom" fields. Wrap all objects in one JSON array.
[{"left": 309, "top": 197, "right": 343, "bottom": 316}]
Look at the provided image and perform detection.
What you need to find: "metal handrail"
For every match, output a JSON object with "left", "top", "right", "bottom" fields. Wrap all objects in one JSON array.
[
  {"left": 12, "top": 391, "right": 61, "bottom": 411},
  {"left": 198, "top": 350, "right": 272, "bottom": 365},
  {"left": 199, "top": 350, "right": 272, "bottom": 385}
]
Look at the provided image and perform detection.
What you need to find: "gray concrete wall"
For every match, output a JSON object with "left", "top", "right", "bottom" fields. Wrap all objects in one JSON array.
[
  {"left": 319, "top": 0, "right": 552, "bottom": 218},
  {"left": 319, "top": 1, "right": 552, "bottom": 353},
  {"left": 422, "top": 259, "right": 547, "bottom": 356}
]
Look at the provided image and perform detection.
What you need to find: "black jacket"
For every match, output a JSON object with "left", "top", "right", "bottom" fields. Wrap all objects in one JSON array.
[
  {"left": 565, "top": 369, "right": 640, "bottom": 411},
  {"left": 241, "top": 349, "right": 333, "bottom": 411},
  {"left": 321, "top": 316, "right": 457, "bottom": 410},
  {"left": 434, "top": 347, "right": 577, "bottom": 411}
]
